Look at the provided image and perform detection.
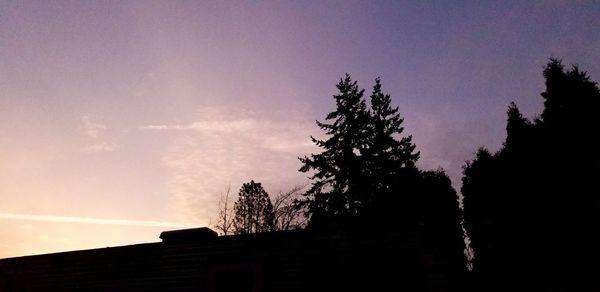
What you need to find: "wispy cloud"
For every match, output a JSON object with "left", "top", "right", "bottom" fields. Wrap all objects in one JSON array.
[
  {"left": 141, "top": 119, "right": 268, "bottom": 134},
  {"left": 83, "top": 142, "right": 116, "bottom": 153},
  {"left": 148, "top": 107, "right": 316, "bottom": 225},
  {"left": 0, "top": 212, "right": 191, "bottom": 228},
  {"left": 141, "top": 125, "right": 176, "bottom": 130},
  {"left": 81, "top": 115, "right": 107, "bottom": 139},
  {"left": 80, "top": 115, "right": 117, "bottom": 153}
]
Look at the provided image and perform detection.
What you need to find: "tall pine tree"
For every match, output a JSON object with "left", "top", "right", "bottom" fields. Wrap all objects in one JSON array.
[
  {"left": 368, "top": 77, "right": 419, "bottom": 170},
  {"left": 365, "top": 77, "right": 420, "bottom": 214},
  {"left": 299, "top": 74, "right": 371, "bottom": 225}
]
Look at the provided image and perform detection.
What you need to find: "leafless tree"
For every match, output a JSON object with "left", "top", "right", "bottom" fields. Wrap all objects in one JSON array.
[
  {"left": 213, "top": 185, "right": 234, "bottom": 235},
  {"left": 273, "top": 184, "right": 308, "bottom": 231}
]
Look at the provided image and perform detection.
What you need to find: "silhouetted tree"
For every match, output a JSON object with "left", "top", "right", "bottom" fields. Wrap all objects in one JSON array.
[
  {"left": 214, "top": 185, "right": 234, "bottom": 235},
  {"left": 364, "top": 77, "right": 421, "bottom": 218},
  {"left": 418, "top": 169, "right": 469, "bottom": 290},
  {"left": 299, "top": 74, "right": 371, "bottom": 225},
  {"left": 367, "top": 77, "right": 419, "bottom": 170},
  {"left": 299, "top": 74, "right": 469, "bottom": 290},
  {"left": 233, "top": 180, "right": 275, "bottom": 234},
  {"left": 299, "top": 75, "right": 424, "bottom": 225},
  {"left": 215, "top": 183, "right": 307, "bottom": 234},
  {"left": 273, "top": 184, "right": 308, "bottom": 231},
  {"left": 462, "top": 59, "right": 600, "bottom": 291}
]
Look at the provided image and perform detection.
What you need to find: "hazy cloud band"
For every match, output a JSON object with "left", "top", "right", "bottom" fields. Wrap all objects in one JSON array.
[{"left": 0, "top": 212, "right": 190, "bottom": 228}]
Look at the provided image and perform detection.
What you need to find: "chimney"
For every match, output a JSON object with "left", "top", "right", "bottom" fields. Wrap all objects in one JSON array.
[{"left": 160, "top": 227, "right": 218, "bottom": 244}]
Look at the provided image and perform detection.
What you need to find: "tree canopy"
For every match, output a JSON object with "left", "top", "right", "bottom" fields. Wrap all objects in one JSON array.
[
  {"left": 462, "top": 59, "right": 599, "bottom": 291},
  {"left": 298, "top": 74, "right": 424, "bottom": 226},
  {"left": 298, "top": 74, "right": 468, "bottom": 290},
  {"left": 299, "top": 74, "right": 372, "bottom": 224},
  {"left": 232, "top": 180, "right": 275, "bottom": 234}
]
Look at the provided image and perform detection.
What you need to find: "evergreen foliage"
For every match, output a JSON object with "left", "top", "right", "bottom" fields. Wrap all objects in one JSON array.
[
  {"left": 298, "top": 74, "right": 371, "bottom": 224},
  {"left": 462, "top": 59, "right": 599, "bottom": 291},
  {"left": 365, "top": 77, "right": 420, "bottom": 215},
  {"left": 232, "top": 180, "right": 275, "bottom": 234},
  {"left": 298, "top": 74, "right": 468, "bottom": 290}
]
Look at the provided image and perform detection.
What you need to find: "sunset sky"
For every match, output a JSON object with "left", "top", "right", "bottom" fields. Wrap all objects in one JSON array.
[{"left": 1, "top": 1, "right": 599, "bottom": 258}]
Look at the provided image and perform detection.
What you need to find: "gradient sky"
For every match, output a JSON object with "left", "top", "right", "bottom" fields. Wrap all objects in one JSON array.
[{"left": 1, "top": 1, "right": 599, "bottom": 258}]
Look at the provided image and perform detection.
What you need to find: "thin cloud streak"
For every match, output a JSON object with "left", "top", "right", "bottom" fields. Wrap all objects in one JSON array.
[
  {"left": 0, "top": 212, "right": 191, "bottom": 228},
  {"left": 141, "top": 125, "right": 186, "bottom": 130},
  {"left": 82, "top": 142, "right": 117, "bottom": 153},
  {"left": 141, "top": 120, "right": 264, "bottom": 133}
]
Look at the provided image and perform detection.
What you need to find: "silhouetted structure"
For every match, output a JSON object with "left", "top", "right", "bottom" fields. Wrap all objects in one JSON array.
[{"left": 0, "top": 226, "right": 467, "bottom": 291}]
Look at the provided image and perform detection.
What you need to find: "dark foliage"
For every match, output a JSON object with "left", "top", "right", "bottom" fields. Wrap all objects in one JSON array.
[
  {"left": 298, "top": 74, "right": 372, "bottom": 225},
  {"left": 299, "top": 74, "right": 469, "bottom": 290},
  {"left": 232, "top": 180, "right": 275, "bottom": 234},
  {"left": 462, "top": 59, "right": 600, "bottom": 291},
  {"left": 365, "top": 77, "right": 420, "bottom": 216}
]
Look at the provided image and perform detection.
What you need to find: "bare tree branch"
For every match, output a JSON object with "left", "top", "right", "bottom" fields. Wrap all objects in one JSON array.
[
  {"left": 213, "top": 184, "right": 233, "bottom": 235},
  {"left": 273, "top": 184, "right": 309, "bottom": 231}
]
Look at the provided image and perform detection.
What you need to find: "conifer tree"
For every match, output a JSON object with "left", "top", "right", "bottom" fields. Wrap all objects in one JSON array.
[
  {"left": 299, "top": 74, "right": 469, "bottom": 289},
  {"left": 365, "top": 77, "right": 420, "bottom": 210},
  {"left": 462, "top": 59, "right": 600, "bottom": 291},
  {"left": 232, "top": 180, "right": 275, "bottom": 234},
  {"left": 299, "top": 74, "right": 371, "bottom": 224}
]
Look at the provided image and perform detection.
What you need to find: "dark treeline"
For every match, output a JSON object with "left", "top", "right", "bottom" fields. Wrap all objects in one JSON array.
[
  {"left": 462, "top": 59, "right": 599, "bottom": 291},
  {"left": 217, "top": 59, "right": 598, "bottom": 291},
  {"left": 297, "top": 74, "right": 467, "bottom": 287},
  {"left": 288, "top": 74, "right": 467, "bottom": 291},
  {"left": 219, "top": 74, "right": 468, "bottom": 289}
]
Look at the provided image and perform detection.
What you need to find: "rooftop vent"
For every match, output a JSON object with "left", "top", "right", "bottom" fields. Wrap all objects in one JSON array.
[{"left": 160, "top": 227, "right": 218, "bottom": 244}]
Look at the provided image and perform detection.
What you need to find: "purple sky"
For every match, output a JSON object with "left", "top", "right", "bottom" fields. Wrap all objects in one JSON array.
[{"left": 1, "top": 1, "right": 599, "bottom": 257}]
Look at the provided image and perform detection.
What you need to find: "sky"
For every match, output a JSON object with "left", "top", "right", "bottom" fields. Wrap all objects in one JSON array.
[{"left": 1, "top": 1, "right": 599, "bottom": 258}]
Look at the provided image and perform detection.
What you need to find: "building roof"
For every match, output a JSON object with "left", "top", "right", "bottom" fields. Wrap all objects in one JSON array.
[{"left": 0, "top": 226, "right": 461, "bottom": 291}]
